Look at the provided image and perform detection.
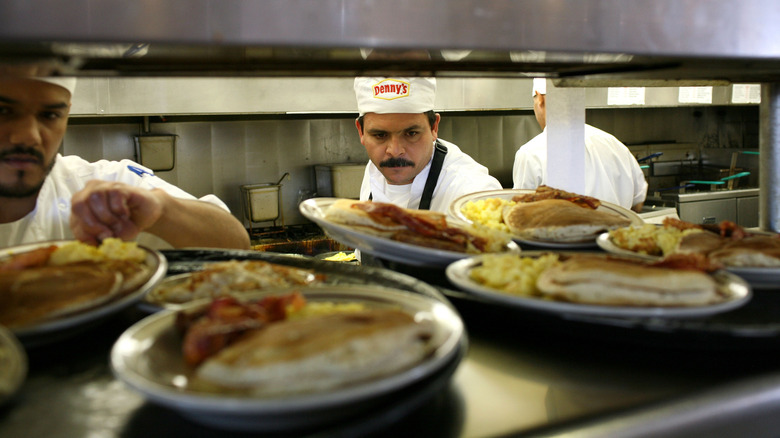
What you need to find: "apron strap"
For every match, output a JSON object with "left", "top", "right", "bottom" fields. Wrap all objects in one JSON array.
[{"left": 418, "top": 141, "right": 448, "bottom": 210}]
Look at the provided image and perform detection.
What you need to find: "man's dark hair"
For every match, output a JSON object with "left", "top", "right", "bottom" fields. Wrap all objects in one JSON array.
[{"left": 357, "top": 110, "right": 436, "bottom": 130}]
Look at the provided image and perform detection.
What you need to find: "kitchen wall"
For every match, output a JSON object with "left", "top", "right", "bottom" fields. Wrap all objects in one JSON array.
[{"left": 63, "top": 104, "right": 758, "bottom": 228}]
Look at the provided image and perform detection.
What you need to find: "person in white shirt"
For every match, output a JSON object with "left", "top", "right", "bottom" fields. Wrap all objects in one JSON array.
[
  {"left": 0, "top": 72, "right": 250, "bottom": 249},
  {"left": 512, "top": 78, "right": 648, "bottom": 212},
  {"left": 354, "top": 76, "right": 502, "bottom": 213}
]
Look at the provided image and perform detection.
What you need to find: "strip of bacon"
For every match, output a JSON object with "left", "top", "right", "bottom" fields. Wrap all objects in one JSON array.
[
  {"left": 512, "top": 185, "right": 601, "bottom": 209},
  {"left": 0, "top": 245, "right": 58, "bottom": 272},
  {"left": 179, "top": 292, "right": 306, "bottom": 366},
  {"left": 353, "top": 202, "right": 488, "bottom": 252}
]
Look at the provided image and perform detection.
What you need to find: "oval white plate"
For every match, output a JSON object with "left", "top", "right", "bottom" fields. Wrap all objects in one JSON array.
[
  {"left": 111, "top": 285, "right": 465, "bottom": 432},
  {"left": 299, "top": 197, "right": 519, "bottom": 268},
  {"left": 449, "top": 189, "right": 644, "bottom": 248},
  {"left": 1, "top": 240, "right": 167, "bottom": 346},
  {"left": 445, "top": 252, "right": 752, "bottom": 319}
]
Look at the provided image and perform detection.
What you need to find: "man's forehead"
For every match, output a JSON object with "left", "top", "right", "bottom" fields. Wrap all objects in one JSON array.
[{"left": 364, "top": 112, "right": 428, "bottom": 128}]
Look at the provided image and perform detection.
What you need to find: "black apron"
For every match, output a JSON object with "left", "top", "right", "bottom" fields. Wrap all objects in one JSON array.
[{"left": 369, "top": 141, "right": 448, "bottom": 210}]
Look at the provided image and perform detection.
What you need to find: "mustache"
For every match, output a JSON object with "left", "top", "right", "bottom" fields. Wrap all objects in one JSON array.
[
  {"left": 0, "top": 146, "right": 45, "bottom": 162},
  {"left": 379, "top": 157, "right": 414, "bottom": 168}
]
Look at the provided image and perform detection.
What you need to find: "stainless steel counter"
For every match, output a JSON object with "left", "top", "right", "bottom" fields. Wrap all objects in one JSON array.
[{"left": 3, "top": 252, "right": 780, "bottom": 437}]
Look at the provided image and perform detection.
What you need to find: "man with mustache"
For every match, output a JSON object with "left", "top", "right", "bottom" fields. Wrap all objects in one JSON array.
[
  {"left": 0, "top": 73, "right": 250, "bottom": 250},
  {"left": 354, "top": 77, "right": 501, "bottom": 212}
]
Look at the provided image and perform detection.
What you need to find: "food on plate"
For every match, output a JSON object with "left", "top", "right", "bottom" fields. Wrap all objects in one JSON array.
[
  {"left": 511, "top": 185, "right": 602, "bottom": 209},
  {"left": 503, "top": 199, "right": 632, "bottom": 242},
  {"left": 707, "top": 235, "right": 780, "bottom": 267},
  {"left": 609, "top": 218, "right": 780, "bottom": 267},
  {"left": 147, "top": 260, "right": 325, "bottom": 305},
  {"left": 178, "top": 292, "right": 435, "bottom": 395},
  {"left": 609, "top": 223, "right": 704, "bottom": 256},
  {"left": 468, "top": 253, "right": 561, "bottom": 297},
  {"left": 536, "top": 254, "right": 724, "bottom": 306},
  {"left": 460, "top": 197, "right": 515, "bottom": 233},
  {"left": 324, "top": 199, "right": 510, "bottom": 253},
  {"left": 0, "top": 239, "right": 151, "bottom": 328}
]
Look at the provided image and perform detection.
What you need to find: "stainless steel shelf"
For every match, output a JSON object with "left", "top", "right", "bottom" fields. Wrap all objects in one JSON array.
[{"left": 0, "top": 0, "right": 778, "bottom": 81}]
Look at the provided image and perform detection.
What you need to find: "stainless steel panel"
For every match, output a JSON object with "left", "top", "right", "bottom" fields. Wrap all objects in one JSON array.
[
  {"left": 678, "top": 198, "right": 736, "bottom": 225},
  {"left": 0, "top": 0, "right": 777, "bottom": 59},
  {"left": 761, "top": 83, "right": 780, "bottom": 232},
  {"left": 737, "top": 196, "right": 760, "bottom": 228}
]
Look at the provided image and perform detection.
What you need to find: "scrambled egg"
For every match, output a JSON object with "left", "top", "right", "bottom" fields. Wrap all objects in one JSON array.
[
  {"left": 48, "top": 238, "right": 146, "bottom": 265},
  {"left": 608, "top": 224, "right": 703, "bottom": 256},
  {"left": 287, "top": 301, "right": 367, "bottom": 319},
  {"left": 469, "top": 253, "right": 560, "bottom": 297},
  {"left": 460, "top": 198, "right": 515, "bottom": 233},
  {"left": 323, "top": 252, "right": 357, "bottom": 262}
]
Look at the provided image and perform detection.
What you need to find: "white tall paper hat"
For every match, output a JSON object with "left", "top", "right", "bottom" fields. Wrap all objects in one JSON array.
[
  {"left": 354, "top": 77, "right": 436, "bottom": 116},
  {"left": 532, "top": 78, "right": 547, "bottom": 96},
  {"left": 36, "top": 77, "right": 77, "bottom": 96}
]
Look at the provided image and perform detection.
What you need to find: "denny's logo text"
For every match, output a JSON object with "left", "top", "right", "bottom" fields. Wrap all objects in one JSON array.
[{"left": 372, "top": 79, "right": 410, "bottom": 100}]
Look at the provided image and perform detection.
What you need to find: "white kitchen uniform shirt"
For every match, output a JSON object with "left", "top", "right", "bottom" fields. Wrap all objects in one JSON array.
[
  {"left": 359, "top": 138, "right": 502, "bottom": 213},
  {"left": 0, "top": 154, "right": 230, "bottom": 249},
  {"left": 512, "top": 125, "right": 648, "bottom": 209}
]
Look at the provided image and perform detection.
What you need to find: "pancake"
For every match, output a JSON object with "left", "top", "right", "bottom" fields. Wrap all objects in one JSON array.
[
  {"left": 196, "top": 308, "right": 435, "bottom": 395},
  {"left": 503, "top": 199, "right": 632, "bottom": 242},
  {"left": 536, "top": 255, "right": 721, "bottom": 306}
]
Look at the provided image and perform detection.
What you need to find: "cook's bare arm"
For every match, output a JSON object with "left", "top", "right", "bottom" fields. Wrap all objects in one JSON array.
[{"left": 70, "top": 180, "right": 250, "bottom": 249}]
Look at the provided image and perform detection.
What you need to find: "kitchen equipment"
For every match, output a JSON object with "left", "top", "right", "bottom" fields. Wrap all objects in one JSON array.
[
  {"left": 315, "top": 163, "right": 364, "bottom": 199},
  {"left": 241, "top": 172, "right": 290, "bottom": 238}
]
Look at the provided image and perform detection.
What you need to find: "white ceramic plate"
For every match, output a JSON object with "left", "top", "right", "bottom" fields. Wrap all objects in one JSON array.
[
  {"left": 111, "top": 285, "right": 465, "bottom": 432},
  {"left": 448, "top": 189, "right": 644, "bottom": 248},
  {"left": 597, "top": 230, "right": 780, "bottom": 289},
  {"left": 0, "top": 325, "right": 26, "bottom": 407},
  {"left": 299, "top": 197, "right": 519, "bottom": 268},
  {"left": 1, "top": 240, "right": 167, "bottom": 346},
  {"left": 445, "top": 252, "right": 752, "bottom": 319}
]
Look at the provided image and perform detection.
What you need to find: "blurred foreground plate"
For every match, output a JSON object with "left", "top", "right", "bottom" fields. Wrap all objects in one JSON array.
[
  {"left": 0, "top": 325, "right": 26, "bottom": 407},
  {"left": 1, "top": 240, "right": 167, "bottom": 347},
  {"left": 111, "top": 284, "right": 465, "bottom": 432}
]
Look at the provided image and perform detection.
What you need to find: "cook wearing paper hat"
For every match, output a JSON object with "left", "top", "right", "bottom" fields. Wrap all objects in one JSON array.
[{"left": 353, "top": 76, "right": 501, "bottom": 214}]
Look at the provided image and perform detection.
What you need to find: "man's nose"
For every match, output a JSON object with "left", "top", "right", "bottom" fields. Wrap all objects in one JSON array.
[
  {"left": 385, "top": 135, "right": 405, "bottom": 156},
  {"left": 7, "top": 116, "right": 42, "bottom": 146}
]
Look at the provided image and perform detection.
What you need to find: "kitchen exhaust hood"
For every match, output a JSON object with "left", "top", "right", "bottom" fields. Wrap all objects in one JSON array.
[{"left": 0, "top": 0, "right": 778, "bottom": 84}]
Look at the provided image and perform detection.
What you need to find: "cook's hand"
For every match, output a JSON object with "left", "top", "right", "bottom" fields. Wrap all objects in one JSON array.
[{"left": 70, "top": 180, "right": 164, "bottom": 245}]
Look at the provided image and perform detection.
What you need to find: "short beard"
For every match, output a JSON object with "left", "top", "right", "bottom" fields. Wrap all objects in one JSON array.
[
  {"left": 0, "top": 150, "right": 56, "bottom": 198},
  {"left": 379, "top": 157, "right": 414, "bottom": 168}
]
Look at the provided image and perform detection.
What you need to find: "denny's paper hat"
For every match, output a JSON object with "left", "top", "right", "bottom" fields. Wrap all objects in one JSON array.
[
  {"left": 37, "top": 77, "right": 77, "bottom": 96},
  {"left": 354, "top": 77, "right": 436, "bottom": 116}
]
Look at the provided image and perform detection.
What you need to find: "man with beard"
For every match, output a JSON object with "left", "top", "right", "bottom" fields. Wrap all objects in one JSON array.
[
  {"left": 0, "top": 73, "right": 250, "bottom": 250},
  {"left": 354, "top": 77, "right": 502, "bottom": 213}
]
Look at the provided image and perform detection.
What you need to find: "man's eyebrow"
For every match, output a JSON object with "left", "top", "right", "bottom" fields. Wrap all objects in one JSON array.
[{"left": 0, "top": 95, "right": 68, "bottom": 109}]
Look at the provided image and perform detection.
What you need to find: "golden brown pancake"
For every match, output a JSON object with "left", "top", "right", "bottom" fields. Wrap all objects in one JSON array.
[{"left": 503, "top": 199, "right": 632, "bottom": 242}]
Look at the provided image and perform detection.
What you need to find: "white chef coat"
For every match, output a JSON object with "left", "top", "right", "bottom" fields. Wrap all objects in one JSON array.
[
  {"left": 359, "top": 138, "right": 502, "bottom": 213},
  {"left": 512, "top": 125, "right": 648, "bottom": 209},
  {"left": 0, "top": 154, "right": 230, "bottom": 249}
]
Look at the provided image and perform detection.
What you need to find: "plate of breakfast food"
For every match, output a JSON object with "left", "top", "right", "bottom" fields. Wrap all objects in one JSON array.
[
  {"left": 111, "top": 285, "right": 465, "bottom": 432},
  {"left": 445, "top": 251, "right": 751, "bottom": 318},
  {"left": 598, "top": 218, "right": 780, "bottom": 289},
  {"left": 299, "top": 197, "right": 518, "bottom": 268},
  {"left": 142, "top": 259, "right": 327, "bottom": 312},
  {"left": 0, "top": 239, "right": 167, "bottom": 345},
  {"left": 450, "top": 186, "right": 643, "bottom": 248}
]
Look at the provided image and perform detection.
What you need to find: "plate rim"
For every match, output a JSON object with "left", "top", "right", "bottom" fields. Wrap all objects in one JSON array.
[
  {"left": 111, "top": 284, "right": 465, "bottom": 416},
  {"left": 445, "top": 252, "right": 752, "bottom": 319}
]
